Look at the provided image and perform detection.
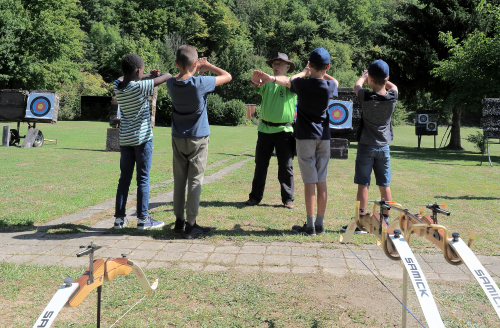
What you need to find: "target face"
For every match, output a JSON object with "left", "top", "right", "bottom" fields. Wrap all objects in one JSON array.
[
  {"left": 418, "top": 114, "right": 428, "bottom": 123},
  {"left": 30, "top": 96, "right": 51, "bottom": 117},
  {"left": 427, "top": 122, "right": 437, "bottom": 131},
  {"left": 294, "top": 105, "right": 297, "bottom": 121},
  {"left": 328, "top": 103, "right": 349, "bottom": 125},
  {"left": 25, "top": 92, "right": 56, "bottom": 120}
]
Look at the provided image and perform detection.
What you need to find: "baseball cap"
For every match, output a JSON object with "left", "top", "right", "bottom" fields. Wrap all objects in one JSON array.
[
  {"left": 368, "top": 59, "right": 389, "bottom": 78},
  {"left": 309, "top": 47, "right": 330, "bottom": 65}
]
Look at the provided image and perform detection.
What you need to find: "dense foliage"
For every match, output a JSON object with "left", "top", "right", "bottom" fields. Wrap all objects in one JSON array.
[{"left": 1, "top": 0, "right": 499, "bottom": 139}]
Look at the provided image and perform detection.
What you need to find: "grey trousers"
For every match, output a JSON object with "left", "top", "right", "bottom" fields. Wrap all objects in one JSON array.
[{"left": 172, "top": 136, "right": 209, "bottom": 222}]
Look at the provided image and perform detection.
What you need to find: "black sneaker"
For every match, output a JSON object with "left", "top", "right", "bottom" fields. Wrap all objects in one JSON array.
[
  {"left": 183, "top": 222, "right": 211, "bottom": 239},
  {"left": 292, "top": 223, "right": 316, "bottom": 236},
  {"left": 341, "top": 225, "right": 367, "bottom": 234},
  {"left": 244, "top": 198, "right": 259, "bottom": 206},
  {"left": 315, "top": 225, "right": 325, "bottom": 235},
  {"left": 174, "top": 218, "right": 185, "bottom": 233}
]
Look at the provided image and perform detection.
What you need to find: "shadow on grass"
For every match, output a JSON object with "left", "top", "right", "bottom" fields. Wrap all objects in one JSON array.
[
  {"left": 215, "top": 152, "right": 255, "bottom": 157},
  {"left": 348, "top": 143, "right": 498, "bottom": 165},
  {"left": 56, "top": 147, "right": 109, "bottom": 152},
  {"left": 434, "top": 195, "right": 500, "bottom": 200}
]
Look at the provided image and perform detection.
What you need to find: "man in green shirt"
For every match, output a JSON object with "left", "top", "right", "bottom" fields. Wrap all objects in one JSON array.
[{"left": 245, "top": 53, "right": 297, "bottom": 209}]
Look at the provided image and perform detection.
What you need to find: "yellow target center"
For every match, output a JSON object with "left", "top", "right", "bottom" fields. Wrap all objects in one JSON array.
[
  {"left": 333, "top": 112, "right": 340, "bottom": 118},
  {"left": 37, "top": 103, "right": 43, "bottom": 110}
]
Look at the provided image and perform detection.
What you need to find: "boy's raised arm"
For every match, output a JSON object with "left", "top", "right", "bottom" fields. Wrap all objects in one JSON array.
[
  {"left": 385, "top": 80, "right": 398, "bottom": 93},
  {"left": 197, "top": 58, "right": 232, "bottom": 86},
  {"left": 354, "top": 71, "right": 368, "bottom": 96},
  {"left": 291, "top": 65, "right": 310, "bottom": 81},
  {"left": 323, "top": 73, "right": 339, "bottom": 88}
]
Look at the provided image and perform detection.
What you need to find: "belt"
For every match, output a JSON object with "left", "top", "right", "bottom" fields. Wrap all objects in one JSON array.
[{"left": 262, "top": 119, "right": 293, "bottom": 127}]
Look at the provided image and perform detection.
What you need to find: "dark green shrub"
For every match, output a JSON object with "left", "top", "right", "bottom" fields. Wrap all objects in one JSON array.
[
  {"left": 156, "top": 88, "right": 173, "bottom": 126},
  {"left": 222, "top": 99, "right": 247, "bottom": 126},
  {"left": 466, "top": 131, "right": 486, "bottom": 154},
  {"left": 207, "top": 94, "right": 225, "bottom": 124}
]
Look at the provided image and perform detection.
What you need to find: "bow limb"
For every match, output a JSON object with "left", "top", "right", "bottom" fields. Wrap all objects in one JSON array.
[
  {"left": 33, "top": 282, "right": 79, "bottom": 328},
  {"left": 129, "top": 259, "right": 159, "bottom": 291}
]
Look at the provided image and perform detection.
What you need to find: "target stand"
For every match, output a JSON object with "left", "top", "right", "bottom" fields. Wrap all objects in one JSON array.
[
  {"left": 0, "top": 89, "right": 59, "bottom": 148},
  {"left": 415, "top": 112, "right": 438, "bottom": 150}
]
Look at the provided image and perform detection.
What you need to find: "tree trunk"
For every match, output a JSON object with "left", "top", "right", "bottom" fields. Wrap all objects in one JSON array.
[{"left": 446, "top": 108, "right": 463, "bottom": 150}]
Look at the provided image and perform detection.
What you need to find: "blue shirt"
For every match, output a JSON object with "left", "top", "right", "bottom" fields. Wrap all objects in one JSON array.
[
  {"left": 290, "top": 77, "right": 338, "bottom": 140},
  {"left": 167, "top": 75, "right": 216, "bottom": 138}
]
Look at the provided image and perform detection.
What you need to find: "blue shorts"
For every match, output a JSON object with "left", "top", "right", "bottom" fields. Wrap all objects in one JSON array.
[{"left": 354, "top": 144, "right": 391, "bottom": 186}]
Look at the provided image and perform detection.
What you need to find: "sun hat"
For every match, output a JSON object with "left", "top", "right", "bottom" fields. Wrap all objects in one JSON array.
[
  {"left": 368, "top": 59, "right": 389, "bottom": 79},
  {"left": 309, "top": 47, "right": 330, "bottom": 65},
  {"left": 266, "top": 52, "right": 295, "bottom": 72}
]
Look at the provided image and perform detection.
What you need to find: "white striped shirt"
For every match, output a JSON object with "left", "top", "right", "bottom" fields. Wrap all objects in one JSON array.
[{"left": 113, "top": 79, "right": 154, "bottom": 146}]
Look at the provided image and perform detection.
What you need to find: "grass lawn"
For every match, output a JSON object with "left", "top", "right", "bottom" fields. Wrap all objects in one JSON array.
[
  {"left": 1, "top": 121, "right": 499, "bottom": 327},
  {"left": 0, "top": 121, "right": 499, "bottom": 253},
  {"left": 1, "top": 262, "right": 496, "bottom": 327}
]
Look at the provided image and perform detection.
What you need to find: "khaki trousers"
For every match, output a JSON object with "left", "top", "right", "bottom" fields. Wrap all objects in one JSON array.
[{"left": 172, "top": 136, "right": 209, "bottom": 222}]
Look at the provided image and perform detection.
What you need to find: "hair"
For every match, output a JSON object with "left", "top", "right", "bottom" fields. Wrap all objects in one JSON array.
[
  {"left": 176, "top": 45, "right": 198, "bottom": 70},
  {"left": 371, "top": 76, "right": 388, "bottom": 86},
  {"left": 309, "top": 62, "right": 329, "bottom": 71},
  {"left": 121, "top": 53, "right": 144, "bottom": 75}
]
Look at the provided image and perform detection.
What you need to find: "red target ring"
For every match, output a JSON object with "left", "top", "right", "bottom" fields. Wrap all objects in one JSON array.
[
  {"left": 328, "top": 103, "right": 349, "bottom": 125},
  {"left": 30, "top": 96, "right": 51, "bottom": 117}
]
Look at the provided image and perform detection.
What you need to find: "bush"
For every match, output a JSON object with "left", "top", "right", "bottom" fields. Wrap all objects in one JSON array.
[
  {"left": 222, "top": 99, "right": 247, "bottom": 126},
  {"left": 207, "top": 94, "right": 225, "bottom": 124},
  {"left": 466, "top": 131, "right": 486, "bottom": 154},
  {"left": 156, "top": 88, "right": 173, "bottom": 126}
]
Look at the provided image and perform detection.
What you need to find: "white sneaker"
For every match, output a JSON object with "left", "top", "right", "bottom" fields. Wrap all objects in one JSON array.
[{"left": 114, "top": 217, "right": 127, "bottom": 229}]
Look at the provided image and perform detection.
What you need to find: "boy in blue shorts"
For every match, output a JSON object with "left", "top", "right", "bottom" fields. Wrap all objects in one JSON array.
[
  {"left": 113, "top": 53, "right": 172, "bottom": 230},
  {"left": 290, "top": 47, "right": 339, "bottom": 235},
  {"left": 167, "top": 45, "right": 232, "bottom": 239},
  {"left": 342, "top": 59, "right": 398, "bottom": 233}
]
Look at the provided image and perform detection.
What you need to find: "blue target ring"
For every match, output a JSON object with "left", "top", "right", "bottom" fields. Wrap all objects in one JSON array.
[
  {"left": 30, "top": 96, "right": 51, "bottom": 117},
  {"left": 328, "top": 103, "right": 349, "bottom": 125}
]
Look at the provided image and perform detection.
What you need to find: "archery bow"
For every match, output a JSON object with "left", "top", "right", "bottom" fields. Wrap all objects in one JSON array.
[{"left": 33, "top": 242, "right": 158, "bottom": 328}]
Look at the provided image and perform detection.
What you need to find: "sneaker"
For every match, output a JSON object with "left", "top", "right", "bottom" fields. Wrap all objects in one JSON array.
[
  {"left": 245, "top": 198, "right": 260, "bottom": 206},
  {"left": 315, "top": 225, "right": 325, "bottom": 235},
  {"left": 174, "top": 218, "right": 185, "bottom": 233},
  {"left": 292, "top": 223, "right": 316, "bottom": 236},
  {"left": 341, "top": 225, "right": 367, "bottom": 234},
  {"left": 114, "top": 217, "right": 127, "bottom": 229},
  {"left": 284, "top": 201, "right": 295, "bottom": 210},
  {"left": 137, "top": 216, "right": 165, "bottom": 230},
  {"left": 183, "top": 222, "right": 210, "bottom": 239}
]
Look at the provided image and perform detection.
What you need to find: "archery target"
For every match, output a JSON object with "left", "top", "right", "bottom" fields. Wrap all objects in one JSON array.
[
  {"left": 427, "top": 122, "right": 437, "bottom": 131},
  {"left": 294, "top": 104, "right": 297, "bottom": 121},
  {"left": 25, "top": 92, "right": 55, "bottom": 120},
  {"left": 418, "top": 114, "right": 429, "bottom": 123},
  {"left": 328, "top": 100, "right": 353, "bottom": 129}
]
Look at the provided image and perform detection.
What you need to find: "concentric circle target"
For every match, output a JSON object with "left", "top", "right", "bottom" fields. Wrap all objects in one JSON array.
[
  {"left": 328, "top": 103, "right": 349, "bottom": 125},
  {"left": 419, "top": 115, "right": 428, "bottom": 123},
  {"left": 30, "top": 96, "right": 51, "bottom": 117},
  {"left": 427, "top": 122, "right": 436, "bottom": 130}
]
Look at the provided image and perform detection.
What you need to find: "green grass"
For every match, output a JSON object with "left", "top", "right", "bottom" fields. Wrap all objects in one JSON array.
[
  {"left": 1, "top": 122, "right": 499, "bottom": 253},
  {"left": 1, "top": 262, "right": 496, "bottom": 327}
]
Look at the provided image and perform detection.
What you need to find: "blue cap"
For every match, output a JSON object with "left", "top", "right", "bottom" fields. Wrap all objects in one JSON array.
[
  {"left": 368, "top": 59, "right": 389, "bottom": 78},
  {"left": 309, "top": 47, "right": 330, "bottom": 65}
]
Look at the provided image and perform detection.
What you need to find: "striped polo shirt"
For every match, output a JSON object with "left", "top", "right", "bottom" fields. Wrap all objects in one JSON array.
[{"left": 113, "top": 79, "right": 154, "bottom": 146}]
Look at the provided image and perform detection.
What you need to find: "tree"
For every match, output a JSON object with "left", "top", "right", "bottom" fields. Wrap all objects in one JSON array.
[
  {"left": 432, "top": 2, "right": 500, "bottom": 122},
  {"left": 385, "top": 0, "right": 498, "bottom": 149}
]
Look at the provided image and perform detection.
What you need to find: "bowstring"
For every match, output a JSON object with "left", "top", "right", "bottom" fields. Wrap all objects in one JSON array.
[
  {"left": 344, "top": 243, "right": 426, "bottom": 328},
  {"left": 108, "top": 290, "right": 151, "bottom": 328}
]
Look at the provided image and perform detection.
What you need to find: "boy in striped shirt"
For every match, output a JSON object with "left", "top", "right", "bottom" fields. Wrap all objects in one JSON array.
[{"left": 113, "top": 53, "right": 171, "bottom": 230}]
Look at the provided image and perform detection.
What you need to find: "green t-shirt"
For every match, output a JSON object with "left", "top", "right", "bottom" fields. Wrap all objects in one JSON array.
[{"left": 257, "top": 81, "right": 297, "bottom": 134}]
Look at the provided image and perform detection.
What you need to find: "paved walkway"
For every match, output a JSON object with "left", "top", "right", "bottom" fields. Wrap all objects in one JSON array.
[{"left": 1, "top": 153, "right": 499, "bottom": 284}]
